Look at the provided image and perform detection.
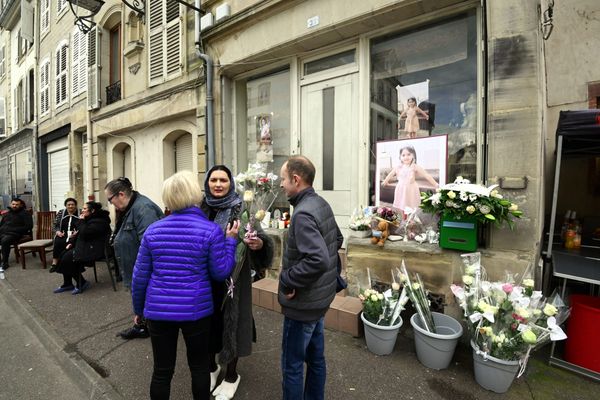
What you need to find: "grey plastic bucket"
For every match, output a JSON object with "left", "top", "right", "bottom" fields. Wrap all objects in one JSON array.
[
  {"left": 361, "top": 312, "right": 403, "bottom": 356},
  {"left": 471, "top": 341, "right": 520, "bottom": 393},
  {"left": 410, "top": 312, "right": 463, "bottom": 370}
]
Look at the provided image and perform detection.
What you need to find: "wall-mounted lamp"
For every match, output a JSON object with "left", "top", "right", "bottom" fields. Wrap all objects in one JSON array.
[{"left": 541, "top": 0, "right": 554, "bottom": 40}]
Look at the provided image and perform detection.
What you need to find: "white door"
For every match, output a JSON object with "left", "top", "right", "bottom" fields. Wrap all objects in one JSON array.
[
  {"left": 49, "top": 148, "right": 69, "bottom": 211},
  {"left": 300, "top": 73, "right": 359, "bottom": 232}
]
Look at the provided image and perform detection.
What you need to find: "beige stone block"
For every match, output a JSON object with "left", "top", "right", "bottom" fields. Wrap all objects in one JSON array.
[
  {"left": 324, "top": 308, "right": 339, "bottom": 331},
  {"left": 258, "top": 289, "right": 274, "bottom": 311},
  {"left": 252, "top": 286, "right": 259, "bottom": 306}
]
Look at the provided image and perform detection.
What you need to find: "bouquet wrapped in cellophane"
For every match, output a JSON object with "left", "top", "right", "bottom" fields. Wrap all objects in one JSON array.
[
  {"left": 222, "top": 164, "right": 279, "bottom": 307},
  {"left": 451, "top": 252, "right": 570, "bottom": 376},
  {"left": 359, "top": 267, "right": 409, "bottom": 326}
]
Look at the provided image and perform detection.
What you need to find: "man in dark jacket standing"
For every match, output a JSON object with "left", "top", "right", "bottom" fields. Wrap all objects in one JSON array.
[
  {"left": 105, "top": 177, "right": 163, "bottom": 339},
  {"left": 278, "top": 156, "right": 343, "bottom": 400},
  {"left": 0, "top": 198, "right": 33, "bottom": 271}
]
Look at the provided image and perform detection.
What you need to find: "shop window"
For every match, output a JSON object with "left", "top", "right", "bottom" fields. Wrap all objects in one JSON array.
[
  {"left": 370, "top": 12, "right": 479, "bottom": 195},
  {"left": 234, "top": 69, "right": 290, "bottom": 172},
  {"left": 232, "top": 68, "right": 291, "bottom": 208}
]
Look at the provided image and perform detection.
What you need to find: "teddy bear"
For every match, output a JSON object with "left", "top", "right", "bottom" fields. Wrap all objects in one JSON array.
[{"left": 370, "top": 220, "right": 389, "bottom": 247}]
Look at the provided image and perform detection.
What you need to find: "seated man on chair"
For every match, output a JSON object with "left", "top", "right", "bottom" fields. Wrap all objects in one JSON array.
[{"left": 0, "top": 198, "right": 33, "bottom": 271}]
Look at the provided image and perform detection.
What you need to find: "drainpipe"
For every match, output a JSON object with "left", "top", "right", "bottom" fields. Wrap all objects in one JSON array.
[
  {"left": 195, "top": 0, "right": 215, "bottom": 169},
  {"left": 86, "top": 110, "right": 94, "bottom": 201}
]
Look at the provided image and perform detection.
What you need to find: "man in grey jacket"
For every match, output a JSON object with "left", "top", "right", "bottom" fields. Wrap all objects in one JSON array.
[
  {"left": 105, "top": 177, "right": 163, "bottom": 339},
  {"left": 278, "top": 156, "right": 343, "bottom": 400}
]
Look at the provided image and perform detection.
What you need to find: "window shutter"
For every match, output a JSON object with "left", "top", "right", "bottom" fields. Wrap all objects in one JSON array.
[
  {"left": 61, "top": 46, "right": 68, "bottom": 102},
  {"left": 165, "top": 0, "right": 182, "bottom": 79},
  {"left": 72, "top": 30, "right": 80, "bottom": 96},
  {"left": 21, "top": 1, "right": 34, "bottom": 43},
  {"left": 56, "top": 48, "right": 61, "bottom": 104},
  {"left": 40, "top": 61, "right": 49, "bottom": 115},
  {"left": 175, "top": 134, "right": 193, "bottom": 172},
  {"left": 87, "top": 27, "right": 101, "bottom": 110},
  {"left": 80, "top": 31, "right": 88, "bottom": 93},
  {"left": 41, "top": 0, "right": 50, "bottom": 34},
  {"left": 148, "top": 0, "right": 165, "bottom": 86}
]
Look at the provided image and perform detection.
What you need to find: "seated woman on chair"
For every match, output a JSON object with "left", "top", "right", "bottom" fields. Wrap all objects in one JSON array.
[
  {"left": 49, "top": 198, "right": 80, "bottom": 273},
  {"left": 52, "top": 201, "right": 111, "bottom": 295}
]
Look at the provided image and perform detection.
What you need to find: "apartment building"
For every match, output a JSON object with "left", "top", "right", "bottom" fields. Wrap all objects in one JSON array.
[{"left": 0, "top": 0, "right": 36, "bottom": 209}]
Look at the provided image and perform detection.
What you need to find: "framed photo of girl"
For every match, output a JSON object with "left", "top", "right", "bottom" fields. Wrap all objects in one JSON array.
[{"left": 376, "top": 135, "right": 448, "bottom": 214}]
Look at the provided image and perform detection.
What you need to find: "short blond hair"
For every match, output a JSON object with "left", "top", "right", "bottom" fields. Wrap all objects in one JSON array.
[{"left": 162, "top": 171, "right": 203, "bottom": 211}]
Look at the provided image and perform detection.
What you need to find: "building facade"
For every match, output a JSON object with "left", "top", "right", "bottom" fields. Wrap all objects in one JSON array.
[{"left": 0, "top": 0, "right": 36, "bottom": 210}]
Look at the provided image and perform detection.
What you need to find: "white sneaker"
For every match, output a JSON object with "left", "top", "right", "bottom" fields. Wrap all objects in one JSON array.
[{"left": 213, "top": 374, "right": 240, "bottom": 400}]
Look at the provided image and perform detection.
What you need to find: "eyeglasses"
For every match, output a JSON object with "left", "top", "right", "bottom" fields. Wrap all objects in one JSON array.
[{"left": 107, "top": 193, "right": 118, "bottom": 203}]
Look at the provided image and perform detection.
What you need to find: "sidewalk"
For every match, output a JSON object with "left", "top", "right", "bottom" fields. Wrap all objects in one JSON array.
[{"left": 0, "top": 256, "right": 598, "bottom": 400}]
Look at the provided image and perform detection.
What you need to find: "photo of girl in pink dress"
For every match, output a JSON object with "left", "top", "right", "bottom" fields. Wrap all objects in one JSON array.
[
  {"left": 400, "top": 97, "right": 429, "bottom": 139},
  {"left": 381, "top": 146, "right": 438, "bottom": 214}
]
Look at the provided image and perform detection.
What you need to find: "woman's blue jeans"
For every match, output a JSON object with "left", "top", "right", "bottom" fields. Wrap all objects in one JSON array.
[{"left": 281, "top": 316, "right": 326, "bottom": 400}]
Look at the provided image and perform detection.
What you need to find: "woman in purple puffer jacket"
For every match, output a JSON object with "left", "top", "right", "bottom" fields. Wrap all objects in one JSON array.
[{"left": 131, "top": 171, "right": 240, "bottom": 400}]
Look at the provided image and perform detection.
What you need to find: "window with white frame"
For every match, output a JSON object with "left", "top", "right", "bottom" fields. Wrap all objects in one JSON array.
[
  {"left": 40, "top": 0, "right": 50, "bottom": 35},
  {"left": 57, "top": 0, "right": 67, "bottom": 16},
  {"left": 55, "top": 43, "right": 68, "bottom": 105},
  {"left": 40, "top": 59, "right": 50, "bottom": 116},
  {"left": 148, "top": 0, "right": 182, "bottom": 86},
  {"left": 72, "top": 28, "right": 88, "bottom": 96}
]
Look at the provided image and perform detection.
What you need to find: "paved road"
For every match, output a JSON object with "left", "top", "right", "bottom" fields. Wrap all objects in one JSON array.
[
  {"left": 0, "top": 290, "right": 87, "bottom": 400},
  {"left": 1, "top": 257, "right": 599, "bottom": 400}
]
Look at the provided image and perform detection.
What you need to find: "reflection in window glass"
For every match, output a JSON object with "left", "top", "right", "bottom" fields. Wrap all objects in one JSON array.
[
  {"left": 240, "top": 69, "right": 291, "bottom": 209},
  {"left": 370, "top": 12, "right": 478, "bottom": 197},
  {"left": 304, "top": 49, "right": 355, "bottom": 75}
]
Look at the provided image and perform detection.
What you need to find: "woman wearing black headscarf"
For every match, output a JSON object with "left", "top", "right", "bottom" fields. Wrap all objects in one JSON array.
[{"left": 200, "top": 165, "right": 273, "bottom": 399}]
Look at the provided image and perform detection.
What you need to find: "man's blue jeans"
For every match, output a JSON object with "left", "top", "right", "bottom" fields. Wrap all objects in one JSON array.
[{"left": 281, "top": 316, "right": 326, "bottom": 400}]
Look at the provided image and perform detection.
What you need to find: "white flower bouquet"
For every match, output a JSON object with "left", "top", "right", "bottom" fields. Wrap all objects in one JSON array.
[
  {"left": 359, "top": 268, "right": 409, "bottom": 326},
  {"left": 420, "top": 176, "right": 523, "bottom": 228},
  {"left": 451, "top": 252, "right": 570, "bottom": 373},
  {"left": 349, "top": 206, "right": 372, "bottom": 231}
]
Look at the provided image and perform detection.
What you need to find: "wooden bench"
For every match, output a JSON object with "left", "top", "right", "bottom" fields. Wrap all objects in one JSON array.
[{"left": 18, "top": 211, "right": 56, "bottom": 269}]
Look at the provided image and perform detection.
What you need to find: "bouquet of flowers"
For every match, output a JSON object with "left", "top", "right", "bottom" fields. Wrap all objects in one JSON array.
[
  {"left": 221, "top": 164, "right": 278, "bottom": 305},
  {"left": 398, "top": 261, "right": 436, "bottom": 332},
  {"left": 359, "top": 268, "right": 409, "bottom": 326},
  {"left": 420, "top": 176, "right": 523, "bottom": 228},
  {"left": 373, "top": 206, "right": 400, "bottom": 226},
  {"left": 451, "top": 252, "right": 569, "bottom": 374},
  {"left": 349, "top": 206, "right": 372, "bottom": 231}
]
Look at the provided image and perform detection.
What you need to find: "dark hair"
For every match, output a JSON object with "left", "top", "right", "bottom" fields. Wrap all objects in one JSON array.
[
  {"left": 408, "top": 97, "right": 417, "bottom": 103},
  {"left": 105, "top": 177, "right": 133, "bottom": 197},
  {"left": 85, "top": 201, "right": 103, "bottom": 214},
  {"left": 204, "top": 164, "right": 235, "bottom": 197},
  {"left": 285, "top": 156, "right": 316, "bottom": 186},
  {"left": 64, "top": 197, "right": 78, "bottom": 207},
  {"left": 399, "top": 146, "right": 417, "bottom": 164},
  {"left": 11, "top": 198, "right": 26, "bottom": 207}
]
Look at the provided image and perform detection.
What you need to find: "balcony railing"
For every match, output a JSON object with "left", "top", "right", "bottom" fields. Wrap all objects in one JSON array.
[{"left": 106, "top": 81, "right": 121, "bottom": 105}]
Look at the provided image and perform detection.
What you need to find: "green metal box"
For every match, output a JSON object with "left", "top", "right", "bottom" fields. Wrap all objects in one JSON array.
[{"left": 439, "top": 215, "right": 478, "bottom": 252}]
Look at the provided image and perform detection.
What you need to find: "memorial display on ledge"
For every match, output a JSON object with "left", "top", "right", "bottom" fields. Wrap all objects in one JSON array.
[{"left": 420, "top": 176, "right": 523, "bottom": 251}]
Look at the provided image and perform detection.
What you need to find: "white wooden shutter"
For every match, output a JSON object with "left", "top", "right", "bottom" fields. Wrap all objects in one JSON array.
[
  {"left": 165, "top": 0, "right": 182, "bottom": 79},
  {"left": 40, "top": 60, "right": 49, "bottom": 115},
  {"left": 79, "top": 31, "right": 88, "bottom": 93},
  {"left": 72, "top": 29, "right": 80, "bottom": 96},
  {"left": 41, "top": 0, "right": 50, "bottom": 34},
  {"left": 175, "top": 134, "right": 193, "bottom": 172},
  {"left": 87, "top": 26, "right": 101, "bottom": 110},
  {"left": 56, "top": 44, "right": 68, "bottom": 105},
  {"left": 148, "top": 0, "right": 165, "bottom": 86}
]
